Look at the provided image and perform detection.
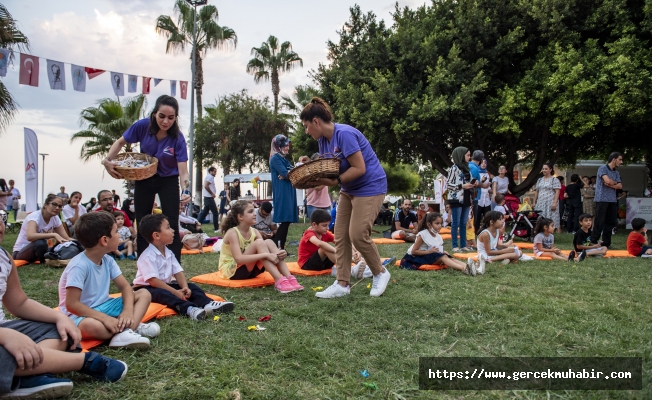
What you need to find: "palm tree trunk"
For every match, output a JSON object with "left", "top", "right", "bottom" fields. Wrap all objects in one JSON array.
[
  {"left": 271, "top": 69, "right": 280, "bottom": 116},
  {"left": 193, "top": 50, "right": 204, "bottom": 204}
]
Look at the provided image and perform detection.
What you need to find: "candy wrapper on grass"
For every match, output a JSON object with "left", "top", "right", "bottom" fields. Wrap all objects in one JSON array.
[
  {"left": 258, "top": 315, "right": 271, "bottom": 322},
  {"left": 247, "top": 325, "right": 266, "bottom": 331}
]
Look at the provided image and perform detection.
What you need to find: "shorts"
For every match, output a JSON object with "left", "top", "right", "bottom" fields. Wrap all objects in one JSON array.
[
  {"left": 301, "top": 251, "right": 334, "bottom": 271},
  {"left": 118, "top": 243, "right": 126, "bottom": 251},
  {"left": 231, "top": 265, "right": 265, "bottom": 280},
  {"left": 399, "top": 252, "right": 445, "bottom": 270},
  {"left": 638, "top": 246, "right": 652, "bottom": 256},
  {"left": 0, "top": 320, "right": 76, "bottom": 393},
  {"left": 69, "top": 297, "right": 124, "bottom": 326}
]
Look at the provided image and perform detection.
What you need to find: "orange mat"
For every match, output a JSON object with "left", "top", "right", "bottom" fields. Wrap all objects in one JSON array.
[
  {"left": 393, "top": 259, "right": 448, "bottom": 271},
  {"left": 190, "top": 271, "right": 276, "bottom": 288},
  {"left": 440, "top": 234, "right": 451, "bottom": 240},
  {"left": 440, "top": 227, "right": 451, "bottom": 234},
  {"left": 181, "top": 246, "right": 216, "bottom": 255},
  {"left": 372, "top": 238, "right": 405, "bottom": 244},
  {"left": 286, "top": 262, "right": 334, "bottom": 276},
  {"left": 14, "top": 260, "right": 30, "bottom": 267},
  {"left": 513, "top": 242, "right": 534, "bottom": 250}
]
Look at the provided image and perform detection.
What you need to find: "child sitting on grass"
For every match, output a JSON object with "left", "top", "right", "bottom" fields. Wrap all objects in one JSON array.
[
  {"left": 112, "top": 211, "right": 135, "bottom": 260},
  {"left": 0, "top": 216, "right": 127, "bottom": 399},
  {"left": 219, "top": 200, "right": 303, "bottom": 293},
  {"left": 134, "top": 214, "right": 235, "bottom": 321},
  {"left": 400, "top": 212, "right": 478, "bottom": 275},
  {"left": 533, "top": 217, "right": 573, "bottom": 261},
  {"left": 572, "top": 213, "right": 607, "bottom": 261},
  {"left": 627, "top": 217, "right": 652, "bottom": 258},
  {"left": 477, "top": 211, "right": 522, "bottom": 267},
  {"left": 298, "top": 209, "right": 337, "bottom": 271},
  {"left": 58, "top": 212, "right": 159, "bottom": 350}
]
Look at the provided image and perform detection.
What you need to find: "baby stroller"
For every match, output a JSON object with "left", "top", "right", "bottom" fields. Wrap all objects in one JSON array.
[{"left": 503, "top": 194, "right": 542, "bottom": 242}]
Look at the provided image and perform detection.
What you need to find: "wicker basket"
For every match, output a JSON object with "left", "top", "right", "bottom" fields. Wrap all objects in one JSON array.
[
  {"left": 113, "top": 153, "right": 158, "bottom": 181},
  {"left": 287, "top": 157, "right": 341, "bottom": 189}
]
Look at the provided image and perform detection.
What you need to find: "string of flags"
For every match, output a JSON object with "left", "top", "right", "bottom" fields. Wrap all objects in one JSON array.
[{"left": 0, "top": 50, "right": 188, "bottom": 99}]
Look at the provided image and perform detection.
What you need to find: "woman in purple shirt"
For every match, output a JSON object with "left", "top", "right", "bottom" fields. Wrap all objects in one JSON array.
[
  {"left": 102, "top": 95, "right": 190, "bottom": 261},
  {"left": 300, "top": 97, "right": 391, "bottom": 299}
]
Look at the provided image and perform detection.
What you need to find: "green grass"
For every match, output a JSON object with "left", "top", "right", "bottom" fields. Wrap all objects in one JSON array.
[{"left": 2, "top": 223, "right": 651, "bottom": 399}]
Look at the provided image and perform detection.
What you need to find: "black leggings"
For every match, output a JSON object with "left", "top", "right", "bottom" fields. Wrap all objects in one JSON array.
[
  {"left": 275, "top": 222, "right": 291, "bottom": 250},
  {"left": 135, "top": 174, "right": 182, "bottom": 262},
  {"left": 13, "top": 239, "right": 48, "bottom": 264}
]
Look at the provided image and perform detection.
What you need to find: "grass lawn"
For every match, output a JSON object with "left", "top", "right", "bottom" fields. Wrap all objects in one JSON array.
[{"left": 2, "top": 221, "right": 650, "bottom": 399}]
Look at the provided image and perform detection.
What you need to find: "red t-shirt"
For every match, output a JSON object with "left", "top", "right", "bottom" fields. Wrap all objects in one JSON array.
[
  {"left": 559, "top": 185, "right": 566, "bottom": 200},
  {"left": 95, "top": 208, "right": 133, "bottom": 227},
  {"left": 626, "top": 231, "right": 645, "bottom": 256},
  {"left": 298, "top": 229, "right": 334, "bottom": 267}
]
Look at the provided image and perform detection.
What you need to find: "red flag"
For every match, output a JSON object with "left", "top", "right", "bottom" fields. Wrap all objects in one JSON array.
[
  {"left": 180, "top": 80, "right": 188, "bottom": 99},
  {"left": 19, "top": 53, "right": 39, "bottom": 87},
  {"left": 84, "top": 67, "right": 105, "bottom": 80},
  {"left": 142, "top": 77, "right": 151, "bottom": 94}
]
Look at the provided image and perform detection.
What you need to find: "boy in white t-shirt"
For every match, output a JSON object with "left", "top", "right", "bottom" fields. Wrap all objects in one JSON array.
[
  {"left": 112, "top": 211, "right": 135, "bottom": 260},
  {"left": 134, "top": 214, "right": 234, "bottom": 321},
  {"left": 58, "top": 212, "right": 159, "bottom": 350},
  {"left": 0, "top": 215, "right": 128, "bottom": 398}
]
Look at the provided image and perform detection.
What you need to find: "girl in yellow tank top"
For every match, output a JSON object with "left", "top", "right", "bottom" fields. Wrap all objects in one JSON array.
[{"left": 218, "top": 201, "right": 303, "bottom": 293}]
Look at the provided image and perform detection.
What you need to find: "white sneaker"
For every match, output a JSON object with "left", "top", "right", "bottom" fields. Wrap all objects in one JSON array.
[
  {"left": 186, "top": 306, "right": 207, "bottom": 321},
  {"left": 466, "top": 258, "right": 477, "bottom": 276},
  {"left": 520, "top": 254, "right": 535, "bottom": 261},
  {"left": 501, "top": 259, "right": 511, "bottom": 265},
  {"left": 135, "top": 322, "right": 160, "bottom": 338},
  {"left": 642, "top": 254, "right": 652, "bottom": 258},
  {"left": 477, "top": 256, "right": 486, "bottom": 275},
  {"left": 315, "top": 281, "right": 350, "bottom": 299},
  {"left": 109, "top": 329, "right": 150, "bottom": 350},
  {"left": 204, "top": 301, "right": 234, "bottom": 316},
  {"left": 370, "top": 268, "right": 391, "bottom": 297},
  {"left": 351, "top": 261, "right": 373, "bottom": 279}
]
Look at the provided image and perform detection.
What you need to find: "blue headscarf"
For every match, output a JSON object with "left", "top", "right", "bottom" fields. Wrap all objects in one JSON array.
[{"left": 479, "top": 159, "right": 487, "bottom": 174}]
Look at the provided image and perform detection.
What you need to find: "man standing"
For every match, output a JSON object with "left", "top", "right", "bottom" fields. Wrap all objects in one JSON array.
[
  {"left": 468, "top": 150, "right": 491, "bottom": 233},
  {"left": 197, "top": 167, "right": 219, "bottom": 232},
  {"left": 6, "top": 180, "right": 20, "bottom": 221},
  {"left": 253, "top": 201, "right": 278, "bottom": 240},
  {"left": 218, "top": 183, "right": 229, "bottom": 224},
  {"left": 57, "top": 186, "right": 69, "bottom": 201},
  {"left": 112, "top": 189, "right": 121, "bottom": 208},
  {"left": 96, "top": 189, "right": 136, "bottom": 238},
  {"left": 391, "top": 199, "right": 418, "bottom": 242},
  {"left": 590, "top": 152, "right": 623, "bottom": 248}
]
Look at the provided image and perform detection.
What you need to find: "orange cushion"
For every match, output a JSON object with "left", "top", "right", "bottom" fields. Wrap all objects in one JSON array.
[
  {"left": 203, "top": 246, "right": 213, "bottom": 253},
  {"left": 392, "top": 259, "right": 448, "bottom": 271},
  {"left": 604, "top": 250, "right": 634, "bottom": 258},
  {"left": 440, "top": 227, "right": 451, "bottom": 234},
  {"left": 372, "top": 238, "right": 405, "bottom": 244},
  {"left": 14, "top": 260, "right": 30, "bottom": 267},
  {"left": 286, "top": 262, "right": 333, "bottom": 276},
  {"left": 190, "top": 271, "right": 276, "bottom": 288},
  {"left": 514, "top": 242, "right": 534, "bottom": 250},
  {"left": 440, "top": 234, "right": 451, "bottom": 240},
  {"left": 181, "top": 248, "right": 201, "bottom": 255}
]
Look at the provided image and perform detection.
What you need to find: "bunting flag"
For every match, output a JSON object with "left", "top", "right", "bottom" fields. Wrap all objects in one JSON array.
[
  {"left": 170, "top": 80, "right": 177, "bottom": 96},
  {"left": 128, "top": 74, "right": 137, "bottom": 92},
  {"left": 19, "top": 53, "right": 39, "bottom": 87},
  {"left": 180, "top": 80, "right": 188, "bottom": 99},
  {"left": 85, "top": 67, "right": 105, "bottom": 79},
  {"left": 142, "top": 77, "right": 151, "bottom": 94},
  {"left": 46, "top": 60, "right": 66, "bottom": 90},
  {"left": 111, "top": 72, "right": 124, "bottom": 96},
  {"left": 71, "top": 64, "right": 86, "bottom": 92},
  {"left": 153, "top": 78, "right": 163, "bottom": 86},
  {"left": 0, "top": 49, "right": 9, "bottom": 77}
]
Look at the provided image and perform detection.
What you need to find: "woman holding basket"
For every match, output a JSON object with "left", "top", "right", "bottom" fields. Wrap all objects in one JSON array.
[
  {"left": 102, "top": 95, "right": 190, "bottom": 261},
  {"left": 300, "top": 97, "right": 391, "bottom": 298}
]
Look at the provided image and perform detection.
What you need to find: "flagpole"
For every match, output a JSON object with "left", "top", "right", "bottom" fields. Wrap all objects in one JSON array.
[{"left": 39, "top": 153, "right": 48, "bottom": 206}]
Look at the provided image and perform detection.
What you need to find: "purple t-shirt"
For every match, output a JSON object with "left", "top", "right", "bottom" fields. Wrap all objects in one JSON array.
[
  {"left": 318, "top": 123, "right": 387, "bottom": 197},
  {"left": 122, "top": 119, "right": 188, "bottom": 177}
]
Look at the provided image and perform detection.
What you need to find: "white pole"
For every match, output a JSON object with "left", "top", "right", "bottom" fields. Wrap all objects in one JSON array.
[
  {"left": 39, "top": 153, "right": 48, "bottom": 206},
  {"left": 187, "top": 3, "right": 198, "bottom": 210}
]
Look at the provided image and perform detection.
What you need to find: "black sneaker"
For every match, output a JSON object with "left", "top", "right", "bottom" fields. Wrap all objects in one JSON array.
[
  {"left": 578, "top": 250, "right": 587, "bottom": 262},
  {"left": 9, "top": 374, "right": 73, "bottom": 398},
  {"left": 80, "top": 351, "right": 128, "bottom": 383},
  {"left": 567, "top": 250, "right": 576, "bottom": 261}
]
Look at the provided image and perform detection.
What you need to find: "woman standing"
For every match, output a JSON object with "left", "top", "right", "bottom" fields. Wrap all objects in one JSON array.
[
  {"left": 269, "top": 135, "right": 298, "bottom": 251},
  {"left": 102, "top": 95, "right": 190, "bottom": 262},
  {"left": 227, "top": 179, "right": 241, "bottom": 203},
  {"left": 300, "top": 97, "right": 391, "bottom": 298},
  {"left": 533, "top": 163, "right": 561, "bottom": 229},
  {"left": 0, "top": 179, "right": 9, "bottom": 211},
  {"left": 446, "top": 147, "right": 475, "bottom": 252},
  {"left": 62, "top": 191, "right": 86, "bottom": 237},
  {"left": 581, "top": 176, "right": 595, "bottom": 215},
  {"left": 492, "top": 165, "right": 511, "bottom": 207}
]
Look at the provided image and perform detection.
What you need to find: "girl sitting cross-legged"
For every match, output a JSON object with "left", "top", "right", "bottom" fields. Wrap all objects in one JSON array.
[
  {"left": 477, "top": 211, "right": 522, "bottom": 268},
  {"left": 533, "top": 217, "right": 573, "bottom": 261}
]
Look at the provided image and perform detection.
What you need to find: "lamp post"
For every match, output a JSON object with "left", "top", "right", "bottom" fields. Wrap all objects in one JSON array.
[
  {"left": 185, "top": 0, "right": 207, "bottom": 212},
  {"left": 38, "top": 153, "right": 48, "bottom": 206}
]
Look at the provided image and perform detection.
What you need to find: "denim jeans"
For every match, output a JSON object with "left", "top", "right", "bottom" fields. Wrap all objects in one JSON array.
[
  {"left": 450, "top": 205, "right": 470, "bottom": 248},
  {"left": 197, "top": 196, "right": 219, "bottom": 230}
]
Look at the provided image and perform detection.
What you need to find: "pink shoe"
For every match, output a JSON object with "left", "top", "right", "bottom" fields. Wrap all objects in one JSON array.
[
  {"left": 275, "top": 277, "right": 296, "bottom": 293},
  {"left": 287, "top": 275, "right": 304, "bottom": 291}
]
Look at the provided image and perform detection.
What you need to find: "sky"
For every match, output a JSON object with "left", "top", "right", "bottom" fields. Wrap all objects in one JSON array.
[{"left": 0, "top": 0, "right": 425, "bottom": 204}]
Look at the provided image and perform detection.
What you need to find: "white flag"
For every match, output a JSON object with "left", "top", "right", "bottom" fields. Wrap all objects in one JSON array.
[
  {"left": 170, "top": 80, "right": 177, "bottom": 96},
  {"left": 153, "top": 78, "right": 163, "bottom": 86},
  {"left": 24, "top": 128, "right": 39, "bottom": 212},
  {"left": 0, "top": 49, "right": 9, "bottom": 77},
  {"left": 128, "top": 75, "right": 138, "bottom": 93},
  {"left": 71, "top": 64, "right": 86, "bottom": 92},
  {"left": 111, "top": 72, "right": 124, "bottom": 96},
  {"left": 46, "top": 59, "right": 66, "bottom": 90}
]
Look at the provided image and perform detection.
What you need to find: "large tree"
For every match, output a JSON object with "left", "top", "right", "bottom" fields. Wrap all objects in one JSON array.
[
  {"left": 281, "top": 84, "right": 321, "bottom": 158},
  {"left": 313, "top": 2, "right": 652, "bottom": 195},
  {"left": 246, "top": 35, "right": 303, "bottom": 116},
  {"left": 0, "top": 3, "right": 29, "bottom": 135},
  {"left": 156, "top": 0, "right": 237, "bottom": 196}
]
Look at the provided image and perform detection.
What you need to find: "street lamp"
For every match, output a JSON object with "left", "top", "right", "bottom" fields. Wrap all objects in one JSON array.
[
  {"left": 38, "top": 153, "right": 48, "bottom": 206},
  {"left": 185, "top": 0, "right": 208, "bottom": 210}
]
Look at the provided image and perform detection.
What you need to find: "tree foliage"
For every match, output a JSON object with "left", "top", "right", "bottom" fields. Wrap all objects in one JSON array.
[
  {"left": 313, "top": 1, "right": 652, "bottom": 195},
  {"left": 282, "top": 84, "right": 321, "bottom": 158},
  {"left": 0, "top": 3, "right": 29, "bottom": 135},
  {"left": 383, "top": 162, "right": 420, "bottom": 196}
]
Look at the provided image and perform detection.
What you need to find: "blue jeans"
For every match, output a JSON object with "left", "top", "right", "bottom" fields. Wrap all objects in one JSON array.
[
  {"left": 307, "top": 205, "right": 332, "bottom": 219},
  {"left": 450, "top": 205, "right": 470, "bottom": 248}
]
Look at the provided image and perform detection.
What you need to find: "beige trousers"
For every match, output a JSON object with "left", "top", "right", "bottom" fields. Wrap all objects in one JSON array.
[{"left": 334, "top": 192, "right": 385, "bottom": 283}]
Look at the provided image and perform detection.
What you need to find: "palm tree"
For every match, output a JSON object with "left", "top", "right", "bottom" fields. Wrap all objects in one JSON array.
[
  {"left": 71, "top": 95, "right": 146, "bottom": 161},
  {"left": 0, "top": 4, "right": 29, "bottom": 135},
  {"left": 246, "top": 35, "right": 303, "bottom": 116}
]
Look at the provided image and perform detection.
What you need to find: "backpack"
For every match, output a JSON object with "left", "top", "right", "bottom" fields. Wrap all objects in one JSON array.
[
  {"left": 181, "top": 233, "right": 205, "bottom": 252},
  {"left": 44, "top": 241, "right": 84, "bottom": 267}
]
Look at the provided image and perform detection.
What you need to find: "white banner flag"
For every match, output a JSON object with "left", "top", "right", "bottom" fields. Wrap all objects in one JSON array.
[
  {"left": 24, "top": 128, "right": 39, "bottom": 212},
  {"left": 0, "top": 48, "right": 9, "bottom": 77},
  {"left": 170, "top": 80, "right": 177, "bottom": 96},
  {"left": 111, "top": 72, "right": 124, "bottom": 96},
  {"left": 71, "top": 64, "right": 86, "bottom": 92},
  {"left": 128, "top": 75, "right": 137, "bottom": 93},
  {"left": 46, "top": 59, "right": 66, "bottom": 90}
]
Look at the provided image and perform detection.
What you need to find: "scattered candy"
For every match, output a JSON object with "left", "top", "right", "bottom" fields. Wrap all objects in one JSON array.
[
  {"left": 247, "top": 325, "right": 266, "bottom": 331},
  {"left": 359, "top": 369, "right": 369, "bottom": 378},
  {"left": 114, "top": 154, "right": 151, "bottom": 168},
  {"left": 311, "top": 286, "right": 324, "bottom": 291},
  {"left": 213, "top": 316, "right": 220, "bottom": 321},
  {"left": 366, "top": 283, "right": 371, "bottom": 289},
  {"left": 238, "top": 316, "right": 247, "bottom": 321},
  {"left": 258, "top": 315, "right": 272, "bottom": 322},
  {"left": 363, "top": 382, "right": 378, "bottom": 390}
]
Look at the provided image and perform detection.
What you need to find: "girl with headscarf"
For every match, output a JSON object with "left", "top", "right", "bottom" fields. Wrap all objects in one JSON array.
[
  {"left": 269, "top": 134, "right": 298, "bottom": 251},
  {"left": 446, "top": 147, "right": 475, "bottom": 251}
]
